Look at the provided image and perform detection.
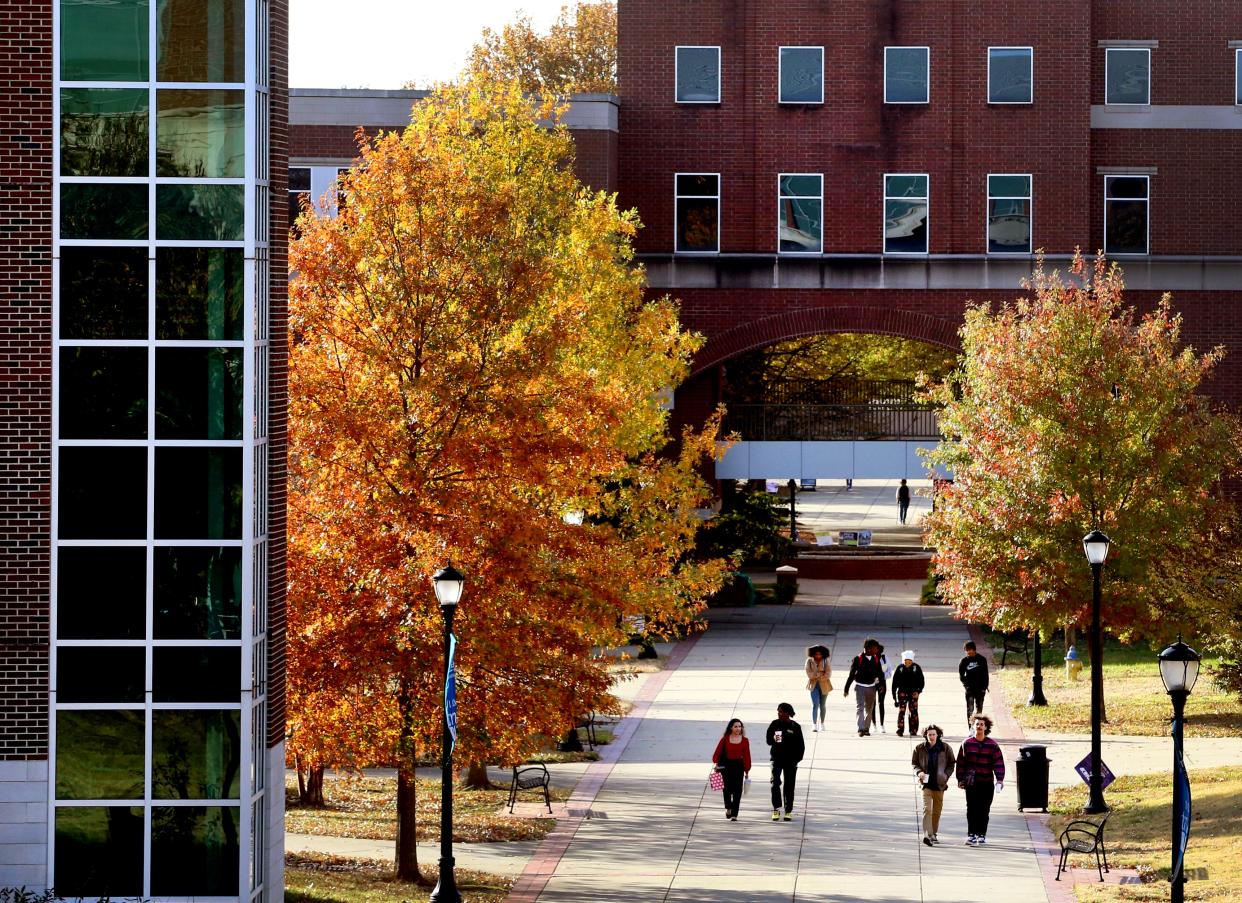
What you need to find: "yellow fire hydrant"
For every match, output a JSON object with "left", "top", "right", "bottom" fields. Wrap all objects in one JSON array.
[{"left": 1065, "top": 645, "right": 1083, "bottom": 681}]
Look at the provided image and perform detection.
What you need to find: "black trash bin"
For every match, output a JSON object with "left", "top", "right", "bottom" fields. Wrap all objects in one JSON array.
[{"left": 1016, "top": 744, "right": 1050, "bottom": 812}]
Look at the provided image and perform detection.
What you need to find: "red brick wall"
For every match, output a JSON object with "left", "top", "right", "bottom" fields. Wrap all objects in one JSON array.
[{"left": 0, "top": 0, "right": 52, "bottom": 760}]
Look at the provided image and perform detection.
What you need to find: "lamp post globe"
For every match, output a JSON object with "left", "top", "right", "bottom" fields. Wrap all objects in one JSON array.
[
  {"left": 429, "top": 565, "right": 465, "bottom": 903},
  {"left": 1159, "top": 637, "right": 1200, "bottom": 903},
  {"left": 433, "top": 564, "right": 465, "bottom": 609},
  {"left": 1082, "top": 529, "right": 1111, "bottom": 814}
]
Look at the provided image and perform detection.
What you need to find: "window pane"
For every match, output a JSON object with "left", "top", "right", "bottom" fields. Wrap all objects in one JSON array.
[
  {"left": 154, "top": 546, "right": 242, "bottom": 639},
  {"left": 59, "top": 347, "right": 148, "bottom": 440},
  {"left": 779, "top": 197, "right": 822, "bottom": 253},
  {"left": 60, "top": 247, "right": 148, "bottom": 340},
  {"left": 780, "top": 48, "right": 823, "bottom": 103},
  {"left": 155, "top": 447, "right": 242, "bottom": 539},
  {"left": 58, "top": 547, "right": 146, "bottom": 640},
  {"left": 157, "top": 90, "right": 245, "bottom": 178},
  {"left": 153, "top": 646, "right": 240, "bottom": 702},
  {"left": 989, "top": 199, "right": 1032, "bottom": 253},
  {"left": 61, "top": 89, "right": 149, "bottom": 177},
  {"left": 676, "top": 47, "right": 720, "bottom": 102},
  {"left": 156, "top": 248, "right": 244, "bottom": 340},
  {"left": 61, "top": 184, "right": 148, "bottom": 240},
  {"left": 156, "top": 185, "right": 245, "bottom": 241},
  {"left": 675, "top": 174, "right": 718, "bottom": 197},
  {"left": 988, "top": 175, "right": 1031, "bottom": 198},
  {"left": 57, "top": 647, "right": 145, "bottom": 703},
  {"left": 885, "top": 175, "right": 927, "bottom": 198},
  {"left": 151, "top": 806, "right": 240, "bottom": 895},
  {"left": 157, "top": 0, "right": 245, "bottom": 82},
  {"left": 155, "top": 348, "right": 243, "bottom": 439},
  {"left": 1106, "top": 49, "right": 1149, "bottom": 104},
  {"left": 676, "top": 197, "right": 719, "bottom": 252},
  {"left": 885, "top": 47, "right": 929, "bottom": 103},
  {"left": 988, "top": 48, "right": 1032, "bottom": 103},
  {"left": 885, "top": 199, "right": 929, "bottom": 253},
  {"left": 288, "top": 167, "right": 311, "bottom": 192},
  {"left": 1106, "top": 176, "right": 1148, "bottom": 199},
  {"left": 1237, "top": 50, "right": 1242, "bottom": 105},
  {"left": 55, "top": 710, "right": 144, "bottom": 799},
  {"left": 61, "top": 0, "right": 149, "bottom": 81},
  {"left": 58, "top": 447, "right": 147, "bottom": 540},
  {"left": 1106, "top": 199, "right": 1148, "bottom": 254},
  {"left": 779, "top": 175, "right": 820, "bottom": 198},
  {"left": 54, "top": 807, "right": 144, "bottom": 897},
  {"left": 153, "top": 710, "right": 241, "bottom": 799}
]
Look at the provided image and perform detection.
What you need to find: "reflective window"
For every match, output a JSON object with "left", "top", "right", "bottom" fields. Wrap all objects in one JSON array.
[
  {"left": 676, "top": 46, "right": 721, "bottom": 103},
  {"left": 884, "top": 174, "right": 929, "bottom": 254},
  {"left": 58, "top": 447, "right": 147, "bottom": 539},
  {"left": 988, "top": 47, "right": 1033, "bottom": 104},
  {"left": 1236, "top": 49, "right": 1241, "bottom": 105},
  {"left": 885, "top": 47, "right": 929, "bottom": 103},
  {"left": 779, "top": 47, "right": 823, "bottom": 104},
  {"left": 155, "top": 348, "right": 244, "bottom": 439},
  {"left": 156, "top": 247, "right": 244, "bottom": 340},
  {"left": 57, "top": 647, "right": 145, "bottom": 703},
  {"left": 153, "top": 646, "right": 240, "bottom": 702},
  {"left": 157, "top": 90, "right": 245, "bottom": 178},
  {"left": 289, "top": 167, "right": 310, "bottom": 233},
  {"left": 54, "top": 807, "right": 144, "bottom": 897},
  {"left": 59, "top": 347, "right": 148, "bottom": 440},
  {"left": 55, "top": 710, "right": 145, "bottom": 800},
  {"left": 154, "top": 546, "right": 242, "bottom": 639},
  {"left": 61, "top": 184, "right": 148, "bottom": 240},
  {"left": 1106, "top": 48, "right": 1150, "bottom": 105},
  {"left": 57, "top": 547, "right": 146, "bottom": 640},
  {"left": 154, "top": 447, "right": 242, "bottom": 539},
  {"left": 151, "top": 806, "right": 240, "bottom": 895},
  {"left": 60, "top": 247, "right": 149, "bottom": 340},
  {"left": 987, "top": 174, "right": 1032, "bottom": 254},
  {"left": 778, "top": 174, "right": 822, "bottom": 254},
  {"left": 674, "top": 173, "right": 720, "bottom": 254},
  {"left": 157, "top": 184, "right": 245, "bottom": 241},
  {"left": 61, "top": 89, "right": 149, "bottom": 177},
  {"left": 1104, "top": 175, "right": 1149, "bottom": 254},
  {"left": 153, "top": 710, "right": 241, "bottom": 799},
  {"left": 61, "top": 0, "right": 150, "bottom": 81},
  {"left": 156, "top": 0, "right": 245, "bottom": 83}
]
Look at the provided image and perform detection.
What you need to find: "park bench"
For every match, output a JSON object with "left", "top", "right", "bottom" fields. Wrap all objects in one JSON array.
[
  {"left": 1056, "top": 812, "right": 1111, "bottom": 881},
  {"left": 577, "top": 711, "right": 599, "bottom": 750},
  {"left": 507, "top": 762, "right": 553, "bottom": 814},
  {"left": 1000, "top": 629, "right": 1031, "bottom": 668}
]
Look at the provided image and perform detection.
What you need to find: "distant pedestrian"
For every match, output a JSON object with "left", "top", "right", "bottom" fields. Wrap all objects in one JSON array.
[
  {"left": 897, "top": 479, "right": 911, "bottom": 524},
  {"left": 874, "top": 642, "right": 892, "bottom": 732},
  {"left": 891, "top": 650, "right": 925, "bottom": 736},
  {"left": 956, "top": 715, "right": 1006, "bottom": 845},
  {"left": 843, "top": 638, "right": 884, "bottom": 736},
  {"left": 765, "top": 703, "right": 805, "bottom": 821},
  {"left": 959, "top": 640, "right": 989, "bottom": 728},
  {"left": 912, "top": 724, "right": 955, "bottom": 846},
  {"left": 712, "top": 718, "right": 752, "bottom": 821},
  {"left": 804, "top": 645, "right": 832, "bottom": 732}
]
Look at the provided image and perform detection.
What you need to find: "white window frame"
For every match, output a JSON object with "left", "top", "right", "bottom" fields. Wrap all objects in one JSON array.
[
  {"left": 1235, "top": 48, "right": 1241, "bottom": 106},
  {"left": 675, "top": 45, "right": 722, "bottom": 104},
  {"left": 987, "top": 46, "right": 1033, "bottom": 105},
  {"left": 1103, "top": 174, "right": 1150, "bottom": 256},
  {"left": 1104, "top": 47, "right": 1151, "bottom": 106},
  {"left": 777, "top": 173, "right": 823, "bottom": 255},
  {"left": 674, "top": 172, "right": 721, "bottom": 255},
  {"left": 985, "top": 173, "right": 1033, "bottom": 255},
  {"left": 778, "top": 46, "right": 825, "bottom": 105},
  {"left": 884, "top": 46, "right": 931, "bottom": 104},
  {"left": 882, "top": 172, "right": 930, "bottom": 255}
]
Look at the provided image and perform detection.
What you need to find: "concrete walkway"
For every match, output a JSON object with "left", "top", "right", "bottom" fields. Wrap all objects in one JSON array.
[{"left": 793, "top": 479, "right": 932, "bottom": 549}]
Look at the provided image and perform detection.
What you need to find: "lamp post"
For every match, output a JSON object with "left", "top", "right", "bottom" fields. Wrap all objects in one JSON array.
[
  {"left": 1158, "top": 637, "right": 1200, "bottom": 903},
  {"left": 429, "top": 565, "right": 465, "bottom": 903},
  {"left": 1028, "top": 629, "right": 1048, "bottom": 706},
  {"left": 1082, "top": 529, "right": 1111, "bottom": 814}
]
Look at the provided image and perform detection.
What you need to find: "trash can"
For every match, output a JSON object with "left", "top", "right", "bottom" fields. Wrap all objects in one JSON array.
[{"left": 1016, "top": 745, "right": 1050, "bottom": 812}]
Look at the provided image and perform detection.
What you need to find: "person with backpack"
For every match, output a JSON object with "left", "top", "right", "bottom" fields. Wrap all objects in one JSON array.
[
  {"left": 890, "top": 650, "right": 925, "bottom": 737},
  {"left": 959, "top": 640, "right": 990, "bottom": 728},
  {"left": 897, "top": 478, "right": 911, "bottom": 524},
  {"left": 711, "top": 718, "right": 752, "bottom": 821},
  {"left": 956, "top": 714, "right": 1006, "bottom": 845},
  {"left": 843, "top": 638, "right": 884, "bottom": 736},
  {"left": 765, "top": 702, "right": 805, "bottom": 821},
  {"left": 912, "top": 724, "right": 955, "bottom": 846}
]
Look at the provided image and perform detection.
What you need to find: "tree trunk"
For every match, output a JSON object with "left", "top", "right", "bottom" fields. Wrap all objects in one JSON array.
[
  {"left": 395, "top": 677, "right": 427, "bottom": 883},
  {"left": 302, "top": 765, "right": 324, "bottom": 806},
  {"left": 461, "top": 760, "right": 494, "bottom": 789}
]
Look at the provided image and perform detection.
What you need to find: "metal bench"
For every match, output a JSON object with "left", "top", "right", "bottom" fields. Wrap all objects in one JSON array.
[
  {"left": 1000, "top": 629, "right": 1031, "bottom": 667},
  {"left": 507, "top": 762, "right": 552, "bottom": 814},
  {"left": 1056, "top": 812, "right": 1111, "bottom": 881}
]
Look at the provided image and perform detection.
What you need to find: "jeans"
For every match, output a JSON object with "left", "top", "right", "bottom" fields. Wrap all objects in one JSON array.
[
  {"left": 899, "top": 501, "right": 910, "bottom": 523},
  {"left": 922, "top": 788, "right": 944, "bottom": 836},
  {"left": 721, "top": 759, "right": 744, "bottom": 816},
  {"left": 965, "top": 780, "right": 996, "bottom": 836},
  {"left": 897, "top": 691, "right": 920, "bottom": 735},
  {"left": 965, "top": 689, "right": 986, "bottom": 725},
  {"left": 770, "top": 761, "right": 798, "bottom": 812},
  {"left": 854, "top": 684, "right": 877, "bottom": 733},
  {"left": 809, "top": 685, "right": 826, "bottom": 725}
]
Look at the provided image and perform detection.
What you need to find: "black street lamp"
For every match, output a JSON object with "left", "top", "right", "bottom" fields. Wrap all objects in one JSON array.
[
  {"left": 1158, "top": 637, "right": 1201, "bottom": 903},
  {"left": 1082, "top": 529, "right": 1111, "bottom": 814},
  {"left": 1028, "top": 629, "right": 1048, "bottom": 706},
  {"left": 430, "top": 565, "right": 465, "bottom": 903}
]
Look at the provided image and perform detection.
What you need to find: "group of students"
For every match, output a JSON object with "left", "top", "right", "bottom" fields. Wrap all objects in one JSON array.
[{"left": 709, "top": 637, "right": 1006, "bottom": 845}]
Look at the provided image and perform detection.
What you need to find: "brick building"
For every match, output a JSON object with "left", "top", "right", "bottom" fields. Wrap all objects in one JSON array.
[{"left": 0, "top": 0, "right": 288, "bottom": 895}]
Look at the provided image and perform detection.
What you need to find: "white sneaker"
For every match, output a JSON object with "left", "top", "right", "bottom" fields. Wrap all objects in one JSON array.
[
  {"left": 880, "top": 725, "right": 887, "bottom": 733},
  {"left": 812, "top": 723, "right": 819, "bottom": 732}
]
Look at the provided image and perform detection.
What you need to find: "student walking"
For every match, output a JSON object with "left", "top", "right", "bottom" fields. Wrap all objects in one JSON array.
[
  {"left": 874, "top": 642, "right": 892, "bottom": 732},
  {"left": 959, "top": 640, "right": 990, "bottom": 728},
  {"left": 804, "top": 645, "right": 832, "bottom": 732},
  {"left": 897, "top": 479, "right": 911, "bottom": 524},
  {"left": 891, "top": 650, "right": 925, "bottom": 736},
  {"left": 765, "top": 703, "right": 805, "bottom": 821},
  {"left": 956, "top": 715, "right": 1006, "bottom": 845},
  {"left": 711, "top": 718, "right": 752, "bottom": 821},
  {"left": 843, "top": 639, "right": 884, "bottom": 736},
  {"left": 912, "top": 724, "right": 955, "bottom": 846}
]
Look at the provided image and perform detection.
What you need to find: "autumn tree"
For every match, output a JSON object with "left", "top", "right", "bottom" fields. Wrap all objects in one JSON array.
[{"left": 287, "top": 76, "right": 728, "bottom": 881}]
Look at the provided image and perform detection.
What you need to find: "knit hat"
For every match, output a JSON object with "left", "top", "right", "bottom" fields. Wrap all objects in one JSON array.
[{"left": 901, "top": 650, "right": 915, "bottom": 661}]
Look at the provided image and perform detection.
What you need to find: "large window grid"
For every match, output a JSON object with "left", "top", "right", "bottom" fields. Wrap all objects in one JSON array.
[{"left": 986, "top": 174, "right": 1032, "bottom": 254}]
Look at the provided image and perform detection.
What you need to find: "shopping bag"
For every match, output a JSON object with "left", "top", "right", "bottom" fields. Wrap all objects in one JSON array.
[
  {"left": 742, "top": 775, "right": 751, "bottom": 795},
  {"left": 708, "top": 769, "right": 724, "bottom": 792}
]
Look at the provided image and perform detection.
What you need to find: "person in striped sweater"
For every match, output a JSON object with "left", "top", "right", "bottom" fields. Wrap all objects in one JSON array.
[{"left": 955, "top": 714, "right": 1006, "bottom": 845}]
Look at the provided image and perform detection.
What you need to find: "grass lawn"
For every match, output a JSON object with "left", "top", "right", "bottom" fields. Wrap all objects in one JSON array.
[
  {"left": 984, "top": 630, "right": 1242, "bottom": 737},
  {"left": 286, "top": 774, "right": 569, "bottom": 843},
  {"left": 1048, "top": 766, "right": 1242, "bottom": 900},
  {"left": 285, "top": 852, "right": 511, "bottom": 903}
]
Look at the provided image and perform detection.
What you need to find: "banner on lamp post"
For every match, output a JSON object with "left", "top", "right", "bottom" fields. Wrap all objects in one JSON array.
[
  {"left": 445, "top": 632, "right": 458, "bottom": 754},
  {"left": 1173, "top": 746, "right": 1191, "bottom": 883}
]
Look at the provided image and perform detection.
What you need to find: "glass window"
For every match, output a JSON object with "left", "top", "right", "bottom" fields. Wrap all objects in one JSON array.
[
  {"left": 884, "top": 174, "right": 929, "bottom": 254},
  {"left": 676, "top": 46, "right": 721, "bottom": 103},
  {"left": 885, "top": 47, "right": 929, "bottom": 103},
  {"left": 55, "top": 710, "right": 145, "bottom": 799},
  {"left": 58, "top": 447, "right": 147, "bottom": 539},
  {"left": 154, "top": 546, "right": 242, "bottom": 639},
  {"left": 57, "top": 647, "right": 145, "bottom": 703},
  {"left": 61, "top": 89, "right": 149, "bottom": 177},
  {"left": 59, "top": 347, "right": 148, "bottom": 440},
  {"left": 289, "top": 167, "right": 310, "bottom": 233},
  {"left": 57, "top": 547, "right": 146, "bottom": 640},
  {"left": 153, "top": 646, "right": 240, "bottom": 702},
  {"left": 988, "top": 47, "right": 1033, "bottom": 103},
  {"left": 1106, "top": 48, "right": 1150, "bottom": 105},
  {"left": 61, "top": 0, "right": 149, "bottom": 81},
  {"left": 1104, "top": 175, "right": 1149, "bottom": 254},
  {"left": 156, "top": 184, "right": 245, "bottom": 241},
  {"left": 153, "top": 710, "right": 241, "bottom": 799},
  {"left": 779, "top": 47, "right": 823, "bottom": 104},
  {"left": 778, "top": 174, "right": 822, "bottom": 254},
  {"left": 155, "top": 247, "right": 244, "bottom": 340},
  {"left": 151, "top": 806, "right": 240, "bottom": 895},
  {"left": 54, "top": 807, "right": 144, "bottom": 897},
  {"left": 60, "top": 247, "right": 149, "bottom": 340},
  {"left": 1236, "top": 49, "right": 1241, "bottom": 105},
  {"left": 987, "top": 174, "right": 1032, "bottom": 254},
  {"left": 154, "top": 447, "right": 242, "bottom": 539},
  {"left": 61, "top": 184, "right": 148, "bottom": 240},
  {"left": 674, "top": 173, "right": 720, "bottom": 254},
  {"left": 155, "top": 348, "right": 243, "bottom": 439},
  {"left": 157, "top": 90, "right": 245, "bottom": 178},
  {"left": 157, "top": 0, "right": 245, "bottom": 82}
]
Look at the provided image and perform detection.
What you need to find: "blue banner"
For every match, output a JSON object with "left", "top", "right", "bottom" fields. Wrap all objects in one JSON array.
[
  {"left": 1173, "top": 746, "right": 1191, "bottom": 883},
  {"left": 445, "top": 632, "right": 458, "bottom": 754}
]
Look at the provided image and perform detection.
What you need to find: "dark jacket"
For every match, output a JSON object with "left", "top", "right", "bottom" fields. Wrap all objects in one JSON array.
[
  {"left": 891, "top": 662, "right": 925, "bottom": 697},
  {"left": 765, "top": 717, "right": 805, "bottom": 764},
  {"left": 843, "top": 652, "right": 884, "bottom": 692},
  {"left": 897, "top": 484, "right": 911, "bottom": 503},
  {"left": 955, "top": 736, "right": 1006, "bottom": 785},
  {"left": 912, "top": 740, "right": 956, "bottom": 791},
  {"left": 959, "top": 654, "right": 989, "bottom": 692}
]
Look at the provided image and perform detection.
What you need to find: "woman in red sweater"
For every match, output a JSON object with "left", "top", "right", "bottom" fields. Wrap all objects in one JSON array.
[{"left": 712, "top": 718, "right": 752, "bottom": 821}]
